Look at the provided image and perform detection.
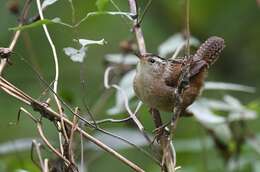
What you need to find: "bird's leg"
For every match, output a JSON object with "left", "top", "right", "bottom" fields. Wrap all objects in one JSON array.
[{"left": 150, "top": 108, "right": 170, "bottom": 144}]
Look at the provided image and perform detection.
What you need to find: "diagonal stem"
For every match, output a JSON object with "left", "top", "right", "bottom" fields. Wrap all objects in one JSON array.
[
  {"left": 128, "top": 0, "right": 147, "bottom": 55},
  {"left": 0, "top": 0, "right": 32, "bottom": 75}
]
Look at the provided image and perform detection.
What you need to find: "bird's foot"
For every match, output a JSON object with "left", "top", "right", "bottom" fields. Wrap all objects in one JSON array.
[{"left": 151, "top": 122, "right": 171, "bottom": 144}]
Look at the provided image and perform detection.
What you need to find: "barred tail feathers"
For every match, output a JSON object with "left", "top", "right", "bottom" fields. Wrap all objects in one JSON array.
[{"left": 194, "top": 36, "right": 225, "bottom": 66}]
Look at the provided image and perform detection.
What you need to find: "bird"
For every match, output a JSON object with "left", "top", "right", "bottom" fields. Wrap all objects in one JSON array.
[{"left": 133, "top": 36, "right": 225, "bottom": 115}]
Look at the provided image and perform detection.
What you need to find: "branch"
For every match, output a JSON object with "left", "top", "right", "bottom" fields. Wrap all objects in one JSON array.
[
  {"left": 32, "top": 140, "right": 45, "bottom": 170},
  {"left": 44, "top": 159, "right": 49, "bottom": 172},
  {"left": 37, "top": 123, "right": 71, "bottom": 165},
  {"left": 150, "top": 109, "right": 176, "bottom": 172},
  {"left": 128, "top": 0, "right": 147, "bottom": 55},
  {"left": 0, "top": 0, "right": 32, "bottom": 75}
]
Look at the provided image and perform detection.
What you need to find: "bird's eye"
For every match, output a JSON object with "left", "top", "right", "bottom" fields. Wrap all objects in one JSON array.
[{"left": 148, "top": 58, "right": 155, "bottom": 64}]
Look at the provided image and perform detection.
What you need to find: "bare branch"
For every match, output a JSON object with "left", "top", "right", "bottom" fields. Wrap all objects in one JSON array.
[
  {"left": 91, "top": 117, "right": 132, "bottom": 125},
  {"left": 44, "top": 159, "right": 49, "bottom": 172},
  {"left": 68, "top": 109, "right": 79, "bottom": 164},
  {"left": 150, "top": 109, "right": 176, "bottom": 172},
  {"left": 37, "top": 123, "right": 71, "bottom": 165},
  {"left": 185, "top": 0, "right": 191, "bottom": 57},
  {"left": 0, "top": 0, "right": 32, "bottom": 75},
  {"left": 32, "top": 140, "right": 45, "bottom": 170},
  {"left": 80, "top": 132, "right": 85, "bottom": 172},
  {"left": 20, "top": 107, "right": 38, "bottom": 123},
  {"left": 128, "top": 0, "right": 147, "bottom": 55}
]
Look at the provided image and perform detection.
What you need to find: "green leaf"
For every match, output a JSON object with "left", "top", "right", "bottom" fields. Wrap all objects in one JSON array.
[
  {"left": 96, "top": 0, "right": 109, "bottom": 11},
  {"left": 9, "top": 19, "right": 54, "bottom": 31},
  {"left": 9, "top": 17, "right": 73, "bottom": 31}
]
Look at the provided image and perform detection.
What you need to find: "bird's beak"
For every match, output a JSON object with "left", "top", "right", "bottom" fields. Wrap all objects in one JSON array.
[
  {"left": 139, "top": 53, "right": 152, "bottom": 60},
  {"left": 139, "top": 55, "right": 149, "bottom": 64}
]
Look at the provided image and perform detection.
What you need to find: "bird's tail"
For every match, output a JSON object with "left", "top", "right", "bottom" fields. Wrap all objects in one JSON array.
[{"left": 193, "top": 36, "right": 225, "bottom": 66}]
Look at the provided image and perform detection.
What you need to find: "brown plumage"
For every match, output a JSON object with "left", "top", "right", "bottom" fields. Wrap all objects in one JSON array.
[{"left": 134, "top": 36, "right": 225, "bottom": 113}]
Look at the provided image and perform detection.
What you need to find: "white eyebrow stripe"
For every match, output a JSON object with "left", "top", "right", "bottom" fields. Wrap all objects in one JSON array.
[{"left": 154, "top": 57, "right": 166, "bottom": 64}]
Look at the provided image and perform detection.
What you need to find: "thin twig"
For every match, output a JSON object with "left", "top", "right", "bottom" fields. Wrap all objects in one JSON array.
[
  {"left": 68, "top": 0, "right": 76, "bottom": 24},
  {"left": 128, "top": 0, "right": 147, "bottom": 55},
  {"left": 0, "top": 78, "right": 32, "bottom": 105},
  {"left": 32, "top": 140, "right": 45, "bottom": 170},
  {"left": 185, "top": 0, "right": 190, "bottom": 57},
  {"left": 138, "top": 0, "right": 153, "bottom": 25},
  {"left": 35, "top": 0, "right": 69, "bottom": 153},
  {"left": 74, "top": 11, "right": 133, "bottom": 28},
  {"left": 80, "top": 67, "right": 98, "bottom": 127},
  {"left": 150, "top": 109, "right": 176, "bottom": 172},
  {"left": 109, "top": 0, "right": 131, "bottom": 27},
  {"left": 90, "top": 87, "right": 114, "bottom": 115},
  {"left": 0, "top": 0, "right": 32, "bottom": 75},
  {"left": 37, "top": 123, "right": 71, "bottom": 165},
  {"left": 44, "top": 159, "right": 49, "bottom": 172},
  {"left": 91, "top": 116, "right": 132, "bottom": 125},
  {"left": 68, "top": 109, "right": 79, "bottom": 164},
  {"left": 20, "top": 107, "right": 38, "bottom": 123},
  {"left": 80, "top": 132, "right": 85, "bottom": 172},
  {"left": 171, "top": 43, "right": 185, "bottom": 59},
  {"left": 96, "top": 126, "right": 160, "bottom": 165}
]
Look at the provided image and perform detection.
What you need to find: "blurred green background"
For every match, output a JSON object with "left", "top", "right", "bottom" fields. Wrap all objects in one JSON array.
[{"left": 0, "top": 0, "right": 260, "bottom": 172}]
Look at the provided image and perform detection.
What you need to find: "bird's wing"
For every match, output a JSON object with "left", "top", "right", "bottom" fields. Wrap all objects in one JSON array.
[
  {"left": 164, "top": 57, "right": 208, "bottom": 88},
  {"left": 189, "top": 60, "right": 208, "bottom": 77},
  {"left": 163, "top": 59, "right": 183, "bottom": 88}
]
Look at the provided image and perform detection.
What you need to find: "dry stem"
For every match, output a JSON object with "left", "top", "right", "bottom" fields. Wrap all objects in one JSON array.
[
  {"left": 0, "top": 0, "right": 32, "bottom": 74},
  {"left": 128, "top": 0, "right": 147, "bottom": 55},
  {"left": 32, "top": 140, "right": 45, "bottom": 170}
]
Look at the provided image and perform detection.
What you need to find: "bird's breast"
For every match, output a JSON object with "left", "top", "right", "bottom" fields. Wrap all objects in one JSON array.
[{"left": 133, "top": 71, "right": 175, "bottom": 112}]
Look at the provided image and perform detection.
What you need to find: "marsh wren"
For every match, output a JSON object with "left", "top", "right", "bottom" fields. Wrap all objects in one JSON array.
[{"left": 134, "top": 36, "right": 225, "bottom": 115}]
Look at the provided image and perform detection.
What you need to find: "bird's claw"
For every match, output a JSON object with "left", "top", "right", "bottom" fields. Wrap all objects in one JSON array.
[{"left": 151, "top": 122, "right": 171, "bottom": 144}]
